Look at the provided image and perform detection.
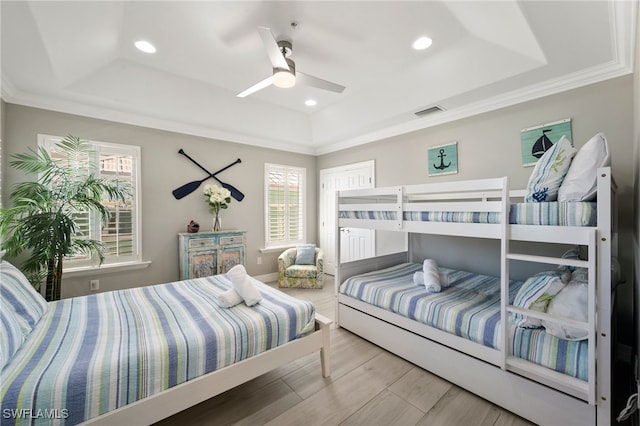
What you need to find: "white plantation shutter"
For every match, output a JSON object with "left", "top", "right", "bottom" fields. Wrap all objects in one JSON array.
[
  {"left": 96, "top": 145, "right": 138, "bottom": 263},
  {"left": 45, "top": 138, "right": 92, "bottom": 262},
  {"left": 39, "top": 135, "right": 141, "bottom": 268},
  {"left": 265, "top": 164, "right": 306, "bottom": 247}
]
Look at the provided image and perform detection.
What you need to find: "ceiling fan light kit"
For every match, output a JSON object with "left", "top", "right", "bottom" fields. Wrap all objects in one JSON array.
[
  {"left": 273, "top": 58, "right": 296, "bottom": 88},
  {"left": 237, "top": 26, "right": 345, "bottom": 97}
]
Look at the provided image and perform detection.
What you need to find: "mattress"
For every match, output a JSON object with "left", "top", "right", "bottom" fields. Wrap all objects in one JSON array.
[
  {"left": 339, "top": 263, "right": 587, "bottom": 380},
  {"left": 0, "top": 275, "right": 315, "bottom": 425},
  {"left": 339, "top": 201, "right": 597, "bottom": 226}
]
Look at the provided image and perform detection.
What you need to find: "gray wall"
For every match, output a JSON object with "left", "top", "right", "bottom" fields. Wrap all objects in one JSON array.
[
  {"left": 2, "top": 104, "right": 318, "bottom": 298},
  {"left": 318, "top": 75, "right": 636, "bottom": 344}
]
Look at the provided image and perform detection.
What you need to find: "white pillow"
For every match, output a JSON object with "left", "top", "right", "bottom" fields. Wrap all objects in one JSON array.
[
  {"left": 542, "top": 282, "right": 588, "bottom": 341},
  {"left": 558, "top": 132, "right": 610, "bottom": 201},
  {"left": 525, "top": 136, "right": 576, "bottom": 202}
]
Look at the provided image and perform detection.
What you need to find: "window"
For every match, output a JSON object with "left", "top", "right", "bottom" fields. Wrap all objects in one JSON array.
[
  {"left": 265, "top": 163, "right": 306, "bottom": 248},
  {"left": 39, "top": 134, "right": 142, "bottom": 269}
]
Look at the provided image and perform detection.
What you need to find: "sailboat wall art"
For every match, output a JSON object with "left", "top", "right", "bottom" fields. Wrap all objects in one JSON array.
[
  {"left": 428, "top": 141, "right": 458, "bottom": 176},
  {"left": 520, "top": 118, "right": 572, "bottom": 167}
]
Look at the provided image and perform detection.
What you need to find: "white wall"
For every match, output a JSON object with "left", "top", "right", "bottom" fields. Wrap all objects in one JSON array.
[
  {"left": 2, "top": 104, "right": 318, "bottom": 298},
  {"left": 319, "top": 75, "right": 636, "bottom": 344}
]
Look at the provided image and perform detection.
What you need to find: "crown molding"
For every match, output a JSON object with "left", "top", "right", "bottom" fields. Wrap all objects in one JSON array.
[
  {"left": 0, "top": 82, "right": 317, "bottom": 156},
  {"left": 313, "top": 58, "right": 634, "bottom": 156}
]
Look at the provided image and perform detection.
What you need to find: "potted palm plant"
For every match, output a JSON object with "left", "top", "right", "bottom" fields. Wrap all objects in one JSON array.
[{"left": 0, "top": 135, "right": 130, "bottom": 301}]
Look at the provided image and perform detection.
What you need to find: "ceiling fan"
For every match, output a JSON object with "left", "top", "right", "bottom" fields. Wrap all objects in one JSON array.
[{"left": 237, "top": 26, "right": 346, "bottom": 98}]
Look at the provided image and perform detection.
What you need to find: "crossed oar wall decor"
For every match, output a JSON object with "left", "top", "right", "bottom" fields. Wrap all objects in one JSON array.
[{"left": 172, "top": 149, "right": 245, "bottom": 201}]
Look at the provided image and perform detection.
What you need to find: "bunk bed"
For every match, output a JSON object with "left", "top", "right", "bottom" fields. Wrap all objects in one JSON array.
[
  {"left": 0, "top": 263, "right": 331, "bottom": 425},
  {"left": 335, "top": 166, "right": 616, "bottom": 426}
]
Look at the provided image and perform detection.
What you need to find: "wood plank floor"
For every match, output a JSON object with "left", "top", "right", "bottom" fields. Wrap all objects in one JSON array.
[{"left": 157, "top": 277, "right": 534, "bottom": 426}]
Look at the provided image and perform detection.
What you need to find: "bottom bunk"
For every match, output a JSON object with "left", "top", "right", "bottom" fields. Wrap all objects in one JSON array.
[{"left": 336, "top": 257, "right": 604, "bottom": 426}]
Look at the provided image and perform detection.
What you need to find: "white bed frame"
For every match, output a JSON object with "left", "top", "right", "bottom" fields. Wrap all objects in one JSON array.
[
  {"left": 82, "top": 314, "right": 332, "bottom": 425},
  {"left": 335, "top": 167, "right": 616, "bottom": 426}
]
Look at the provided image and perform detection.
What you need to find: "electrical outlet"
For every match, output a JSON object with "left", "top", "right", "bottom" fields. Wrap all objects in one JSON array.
[
  {"left": 90, "top": 279, "right": 99, "bottom": 291},
  {"left": 257, "top": 256, "right": 262, "bottom": 265}
]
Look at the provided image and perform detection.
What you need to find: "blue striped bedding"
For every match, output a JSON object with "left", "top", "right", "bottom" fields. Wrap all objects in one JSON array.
[
  {"left": 0, "top": 275, "right": 315, "bottom": 425},
  {"left": 339, "top": 201, "right": 596, "bottom": 226},
  {"left": 339, "top": 263, "right": 587, "bottom": 380}
]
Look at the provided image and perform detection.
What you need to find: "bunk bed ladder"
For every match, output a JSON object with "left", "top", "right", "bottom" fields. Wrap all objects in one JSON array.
[{"left": 504, "top": 230, "right": 597, "bottom": 404}]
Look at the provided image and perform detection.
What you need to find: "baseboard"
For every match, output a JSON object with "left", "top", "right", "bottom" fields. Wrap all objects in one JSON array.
[{"left": 254, "top": 272, "right": 278, "bottom": 284}]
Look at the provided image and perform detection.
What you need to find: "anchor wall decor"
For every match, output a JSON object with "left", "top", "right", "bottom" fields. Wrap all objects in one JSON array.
[{"left": 428, "top": 141, "right": 458, "bottom": 176}]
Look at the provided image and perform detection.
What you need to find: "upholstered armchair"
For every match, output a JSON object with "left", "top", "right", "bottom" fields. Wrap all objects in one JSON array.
[{"left": 277, "top": 246, "right": 324, "bottom": 289}]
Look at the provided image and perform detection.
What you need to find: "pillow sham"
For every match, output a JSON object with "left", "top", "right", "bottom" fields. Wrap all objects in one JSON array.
[
  {"left": 525, "top": 136, "right": 576, "bottom": 203},
  {"left": 295, "top": 244, "right": 317, "bottom": 265},
  {"left": 0, "top": 261, "right": 49, "bottom": 334},
  {"left": 558, "top": 132, "right": 610, "bottom": 201},
  {"left": 542, "top": 282, "right": 588, "bottom": 340},
  {"left": 0, "top": 297, "right": 26, "bottom": 370},
  {"left": 513, "top": 271, "right": 565, "bottom": 328}
]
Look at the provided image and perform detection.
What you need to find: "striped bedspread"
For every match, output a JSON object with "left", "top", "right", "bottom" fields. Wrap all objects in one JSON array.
[
  {"left": 511, "top": 327, "right": 588, "bottom": 380},
  {"left": 509, "top": 201, "right": 596, "bottom": 226},
  {"left": 338, "top": 201, "right": 596, "bottom": 226},
  {"left": 339, "top": 263, "right": 588, "bottom": 380},
  {"left": 1, "top": 275, "right": 315, "bottom": 425}
]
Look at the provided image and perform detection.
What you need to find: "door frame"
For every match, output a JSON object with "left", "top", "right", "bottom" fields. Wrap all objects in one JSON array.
[{"left": 319, "top": 160, "right": 375, "bottom": 275}]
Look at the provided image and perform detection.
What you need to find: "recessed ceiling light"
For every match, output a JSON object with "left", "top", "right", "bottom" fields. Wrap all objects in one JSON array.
[
  {"left": 135, "top": 40, "right": 156, "bottom": 54},
  {"left": 412, "top": 36, "right": 432, "bottom": 51},
  {"left": 305, "top": 99, "right": 317, "bottom": 107}
]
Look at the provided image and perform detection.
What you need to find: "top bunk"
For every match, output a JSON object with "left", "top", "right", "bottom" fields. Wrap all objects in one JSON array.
[{"left": 337, "top": 167, "right": 615, "bottom": 245}]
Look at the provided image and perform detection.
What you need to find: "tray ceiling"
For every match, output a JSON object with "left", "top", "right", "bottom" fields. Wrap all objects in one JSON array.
[{"left": 1, "top": 1, "right": 636, "bottom": 154}]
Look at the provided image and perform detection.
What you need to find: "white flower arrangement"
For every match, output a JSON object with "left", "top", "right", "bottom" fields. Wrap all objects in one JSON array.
[{"left": 203, "top": 184, "right": 231, "bottom": 215}]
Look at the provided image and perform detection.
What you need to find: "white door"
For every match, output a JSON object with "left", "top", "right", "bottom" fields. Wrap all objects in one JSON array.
[{"left": 320, "top": 161, "right": 375, "bottom": 275}]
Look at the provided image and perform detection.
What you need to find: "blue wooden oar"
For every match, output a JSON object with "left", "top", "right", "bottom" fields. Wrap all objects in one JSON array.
[{"left": 173, "top": 151, "right": 243, "bottom": 200}]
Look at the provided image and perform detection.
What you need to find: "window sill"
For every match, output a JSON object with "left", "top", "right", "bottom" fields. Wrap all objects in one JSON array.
[
  {"left": 259, "top": 245, "right": 297, "bottom": 254},
  {"left": 63, "top": 261, "right": 152, "bottom": 278}
]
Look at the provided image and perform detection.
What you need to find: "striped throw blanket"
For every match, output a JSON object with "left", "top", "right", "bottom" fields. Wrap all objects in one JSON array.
[
  {"left": 1, "top": 275, "right": 315, "bottom": 425},
  {"left": 339, "top": 263, "right": 588, "bottom": 380}
]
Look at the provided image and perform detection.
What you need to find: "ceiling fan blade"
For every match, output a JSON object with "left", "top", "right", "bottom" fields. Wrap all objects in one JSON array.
[
  {"left": 257, "top": 26, "right": 289, "bottom": 70},
  {"left": 237, "top": 76, "right": 273, "bottom": 98},
  {"left": 297, "top": 72, "right": 345, "bottom": 93}
]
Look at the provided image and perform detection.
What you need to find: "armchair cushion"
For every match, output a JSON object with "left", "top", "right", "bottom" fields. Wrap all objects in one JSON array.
[
  {"left": 295, "top": 244, "right": 316, "bottom": 265},
  {"left": 285, "top": 265, "right": 319, "bottom": 279}
]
